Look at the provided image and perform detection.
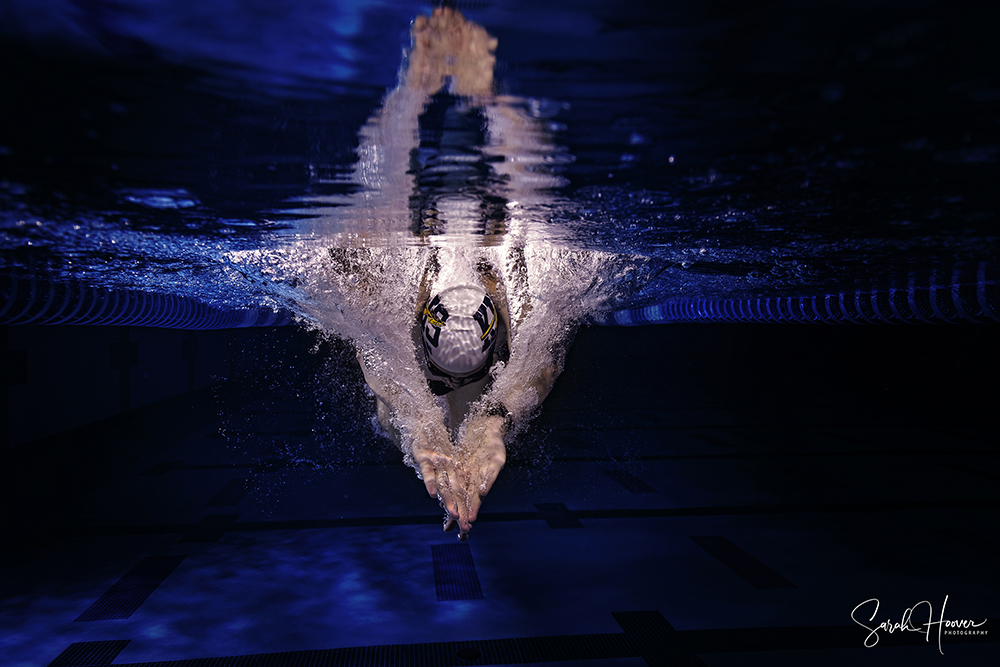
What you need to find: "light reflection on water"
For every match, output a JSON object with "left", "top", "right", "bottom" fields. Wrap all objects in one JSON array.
[{"left": 0, "top": 0, "right": 997, "bottom": 316}]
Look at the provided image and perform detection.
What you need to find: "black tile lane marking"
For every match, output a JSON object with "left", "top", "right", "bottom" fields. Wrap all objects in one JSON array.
[
  {"left": 47, "top": 639, "right": 130, "bottom": 666},
  {"left": 75, "top": 557, "right": 186, "bottom": 622},
  {"left": 689, "top": 536, "right": 797, "bottom": 589},
  {"left": 432, "top": 543, "right": 484, "bottom": 601},
  {"left": 78, "top": 497, "right": 1000, "bottom": 538}
]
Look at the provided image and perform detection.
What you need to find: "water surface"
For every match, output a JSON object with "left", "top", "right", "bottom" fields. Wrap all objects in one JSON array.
[{"left": 1, "top": 0, "right": 997, "bottom": 317}]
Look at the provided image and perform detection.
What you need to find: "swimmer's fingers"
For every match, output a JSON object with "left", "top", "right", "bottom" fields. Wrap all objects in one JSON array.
[
  {"left": 457, "top": 504, "right": 473, "bottom": 535},
  {"left": 433, "top": 458, "right": 462, "bottom": 522},
  {"left": 455, "top": 485, "right": 474, "bottom": 536},
  {"left": 444, "top": 515, "right": 467, "bottom": 541},
  {"left": 415, "top": 445, "right": 452, "bottom": 495},
  {"left": 447, "top": 473, "right": 474, "bottom": 535},
  {"left": 467, "top": 490, "right": 484, "bottom": 525},
  {"left": 439, "top": 481, "right": 460, "bottom": 522},
  {"left": 418, "top": 458, "right": 439, "bottom": 498},
  {"left": 479, "top": 447, "right": 505, "bottom": 497},
  {"left": 467, "top": 454, "right": 504, "bottom": 524},
  {"left": 419, "top": 458, "right": 461, "bottom": 531},
  {"left": 418, "top": 452, "right": 447, "bottom": 496}
]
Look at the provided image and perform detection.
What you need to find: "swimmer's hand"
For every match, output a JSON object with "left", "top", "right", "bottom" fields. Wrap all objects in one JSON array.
[
  {"left": 407, "top": 6, "right": 496, "bottom": 97},
  {"left": 453, "top": 414, "right": 507, "bottom": 536},
  {"left": 410, "top": 429, "right": 466, "bottom": 529}
]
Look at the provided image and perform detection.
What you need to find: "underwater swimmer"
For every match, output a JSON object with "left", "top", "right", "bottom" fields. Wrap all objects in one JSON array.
[
  {"left": 352, "top": 7, "right": 562, "bottom": 539},
  {"left": 359, "top": 251, "right": 562, "bottom": 540},
  {"left": 359, "top": 257, "right": 505, "bottom": 539}
]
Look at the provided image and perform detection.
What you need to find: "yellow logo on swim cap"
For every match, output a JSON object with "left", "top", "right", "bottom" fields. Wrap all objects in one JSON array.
[{"left": 423, "top": 303, "right": 445, "bottom": 327}]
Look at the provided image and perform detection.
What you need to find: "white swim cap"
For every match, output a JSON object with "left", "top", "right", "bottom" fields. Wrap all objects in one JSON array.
[{"left": 421, "top": 284, "right": 498, "bottom": 382}]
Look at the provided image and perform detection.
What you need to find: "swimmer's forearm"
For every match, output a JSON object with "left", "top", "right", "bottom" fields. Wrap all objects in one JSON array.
[
  {"left": 369, "top": 378, "right": 437, "bottom": 427},
  {"left": 482, "top": 363, "right": 560, "bottom": 425},
  {"left": 357, "top": 351, "right": 441, "bottom": 435}
]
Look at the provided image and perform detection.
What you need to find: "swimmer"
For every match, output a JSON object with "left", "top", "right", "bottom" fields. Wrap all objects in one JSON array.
[
  {"left": 291, "top": 6, "right": 634, "bottom": 540},
  {"left": 350, "top": 7, "right": 562, "bottom": 539},
  {"left": 357, "top": 241, "right": 561, "bottom": 539}
]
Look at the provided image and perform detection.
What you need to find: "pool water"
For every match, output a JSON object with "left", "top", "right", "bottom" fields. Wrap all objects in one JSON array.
[{"left": 1, "top": 1, "right": 998, "bottom": 666}]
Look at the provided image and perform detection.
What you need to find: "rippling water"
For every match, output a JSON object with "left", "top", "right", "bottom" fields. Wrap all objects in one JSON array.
[{"left": 1, "top": 0, "right": 997, "bottom": 318}]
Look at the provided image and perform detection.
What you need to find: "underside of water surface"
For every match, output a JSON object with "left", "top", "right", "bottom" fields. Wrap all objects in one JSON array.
[{"left": 1, "top": 0, "right": 996, "bottom": 324}]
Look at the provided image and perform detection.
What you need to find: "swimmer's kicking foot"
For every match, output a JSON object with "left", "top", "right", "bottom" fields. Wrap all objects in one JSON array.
[{"left": 406, "top": 5, "right": 497, "bottom": 96}]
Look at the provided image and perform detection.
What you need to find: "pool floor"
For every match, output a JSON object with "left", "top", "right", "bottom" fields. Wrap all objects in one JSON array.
[{"left": 2, "top": 324, "right": 997, "bottom": 666}]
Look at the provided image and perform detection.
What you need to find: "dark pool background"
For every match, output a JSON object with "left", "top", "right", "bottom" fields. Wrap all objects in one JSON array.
[{"left": 1, "top": 2, "right": 999, "bottom": 664}]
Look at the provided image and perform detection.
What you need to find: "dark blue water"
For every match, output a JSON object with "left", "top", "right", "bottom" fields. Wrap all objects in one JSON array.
[
  {"left": 1, "top": 0, "right": 997, "bottom": 315},
  {"left": 1, "top": 6, "right": 998, "bottom": 665}
]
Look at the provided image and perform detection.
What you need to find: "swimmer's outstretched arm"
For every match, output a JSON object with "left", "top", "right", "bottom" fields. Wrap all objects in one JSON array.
[
  {"left": 447, "top": 249, "right": 565, "bottom": 533},
  {"left": 357, "top": 347, "right": 466, "bottom": 524},
  {"left": 453, "top": 412, "right": 506, "bottom": 530},
  {"left": 354, "top": 7, "right": 495, "bottom": 207},
  {"left": 451, "top": 345, "right": 561, "bottom": 532}
]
